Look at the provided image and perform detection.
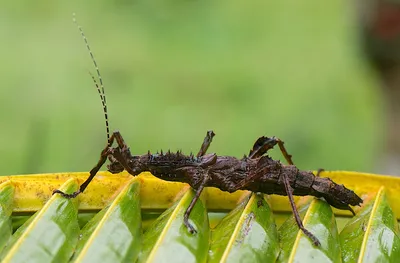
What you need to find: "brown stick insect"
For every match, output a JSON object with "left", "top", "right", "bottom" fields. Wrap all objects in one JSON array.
[{"left": 54, "top": 16, "right": 363, "bottom": 246}]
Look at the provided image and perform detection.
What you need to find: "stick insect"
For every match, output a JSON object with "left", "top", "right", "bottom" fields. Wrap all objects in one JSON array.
[{"left": 54, "top": 17, "right": 363, "bottom": 246}]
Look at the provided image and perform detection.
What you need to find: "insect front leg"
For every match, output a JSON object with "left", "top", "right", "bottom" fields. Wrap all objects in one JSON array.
[
  {"left": 53, "top": 146, "right": 113, "bottom": 198},
  {"left": 197, "top": 130, "right": 215, "bottom": 158},
  {"left": 53, "top": 131, "right": 129, "bottom": 198},
  {"left": 108, "top": 147, "right": 138, "bottom": 175},
  {"left": 184, "top": 173, "right": 209, "bottom": 233}
]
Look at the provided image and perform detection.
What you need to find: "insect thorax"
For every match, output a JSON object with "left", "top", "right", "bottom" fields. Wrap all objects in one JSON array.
[{"left": 132, "top": 151, "right": 199, "bottom": 183}]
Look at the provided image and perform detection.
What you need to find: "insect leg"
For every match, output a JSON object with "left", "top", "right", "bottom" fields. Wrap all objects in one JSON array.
[
  {"left": 109, "top": 147, "right": 138, "bottom": 175},
  {"left": 248, "top": 137, "right": 319, "bottom": 245},
  {"left": 275, "top": 138, "right": 294, "bottom": 165},
  {"left": 248, "top": 136, "right": 293, "bottom": 164},
  {"left": 184, "top": 174, "right": 209, "bottom": 233},
  {"left": 227, "top": 137, "right": 279, "bottom": 191},
  {"left": 248, "top": 136, "right": 279, "bottom": 158},
  {"left": 107, "top": 131, "right": 128, "bottom": 149},
  {"left": 53, "top": 146, "right": 113, "bottom": 198},
  {"left": 227, "top": 140, "right": 273, "bottom": 191},
  {"left": 315, "top": 168, "right": 324, "bottom": 177},
  {"left": 53, "top": 131, "right": 129, "bottom": 198},
  {"left": 282, "top": 173, "right": 321, "bottom": 246},
  {"left": 77, "top": 131, "right": 130, "bottom": 191},
  {"left": 229, "top": 172, "right": 261, "bottom": 192},
  {"left": 196, "top": 131, "right": 215, "bottom": 158}
]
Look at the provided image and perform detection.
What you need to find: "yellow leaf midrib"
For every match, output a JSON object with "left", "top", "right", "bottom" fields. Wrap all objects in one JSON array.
[{"left": 357, "top": 186, "right": 384, "bottom": 263}]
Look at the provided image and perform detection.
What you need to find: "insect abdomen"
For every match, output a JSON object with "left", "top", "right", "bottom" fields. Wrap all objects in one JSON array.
[{"left": 248, "top": 158, "right": 362, "bottom": 211}]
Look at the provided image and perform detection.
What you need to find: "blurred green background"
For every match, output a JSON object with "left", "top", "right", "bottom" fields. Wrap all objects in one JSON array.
[{"left": 0, "top": 1, "right": 383, "bottom": 175}]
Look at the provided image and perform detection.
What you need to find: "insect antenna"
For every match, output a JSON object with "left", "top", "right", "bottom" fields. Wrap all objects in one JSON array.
[
  {"left": 89, "top": 72, "right": 110, "bottom": 142},
  {"left": 73, "top": 13, "right": 111, "bottom": 145}
]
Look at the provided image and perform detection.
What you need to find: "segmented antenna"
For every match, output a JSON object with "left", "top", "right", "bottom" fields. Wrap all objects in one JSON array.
[
  {"left": 89, "top": 72, "right": 110, "bottom": 140},
  {"left": 73, "top": 13, "right": 111, "bottom": 145}
]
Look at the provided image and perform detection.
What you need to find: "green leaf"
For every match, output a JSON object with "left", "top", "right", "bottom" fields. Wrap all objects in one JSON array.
[
  {"left": 208, "top": 193, "right": 279, "bottom": 262},
  {"left": 0, "top": 179, "right": 79, "bottom": 263},
  {"left": 73, "top": 178, "right": 142, "bottom": 263},
  {"left": 278, "top": 197, "right": 341, "bottom": 263},
  {"left": 0, "top": 181, "right": 15, "bottom": 253},
  {"left": 138, "top": 187, "right": 209, "bottom": 263},
  {"left": 8, "top": 171, "right": 400, "bottom": 261},
  {"left": 340, "top": 186, "right": 400, "bottom": 263}
]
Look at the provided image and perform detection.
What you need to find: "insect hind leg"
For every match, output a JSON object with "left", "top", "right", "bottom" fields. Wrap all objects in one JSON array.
[
  {"left": 275, "top": 138, "right": 293, "bottom": 165},
  {"left": 248, "top": 136, "right": 293, "bottom": 164},
  {"left": 282, "top": 174, "right": 321, "bottom": 246}
]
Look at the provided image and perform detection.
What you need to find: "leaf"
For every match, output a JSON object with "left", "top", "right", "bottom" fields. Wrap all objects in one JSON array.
[
  {"left": 72, "top": 177, "right": 142, "bottom": 263},
  {"left": 0, "top": 170, "right": 385, "bottom": 215},
  {"left": 208, "top": 192, "right": 279, "bottom": 263},
  {"left": 0, "top": 181, "right": 15, "bottom": 252},
  {"left": 277, "top": 197, "right": 341, "bottom": 263},
  {"left": 340, "top": 186, "right": 400, "bottom": 263},
  {"left": 11, "top": 213, "right": 97, "bottom": 233},
  {"left": 4, "top": 170, "right": 400, "bottom": 261},
  {"left": 0, "top": 178, "right": 79, "bottom": 263},
  {"left": 138, "top": 187, "right": 209, "bottom": 263}
]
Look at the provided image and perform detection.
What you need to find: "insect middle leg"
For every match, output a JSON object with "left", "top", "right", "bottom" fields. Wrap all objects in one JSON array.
[
  {"left": 53, "top": 131, "right": 129, "bottom": 198},
  {"left": 183, "top": 174, "right": 209, "bottom": 233},
  {"left": 181, "top": 131, "right": 216, "bottom": 233}
]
